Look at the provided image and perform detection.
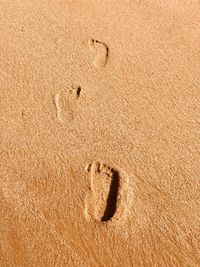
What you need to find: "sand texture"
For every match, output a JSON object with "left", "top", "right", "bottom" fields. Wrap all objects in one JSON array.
[{"left": 0, "top": 1, "right": 200, "bottom": 266}]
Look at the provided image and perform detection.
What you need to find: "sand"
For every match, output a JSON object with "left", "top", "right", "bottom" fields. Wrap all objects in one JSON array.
[{"left": 0, "top": 1, "right": 200, "bottom": 266}]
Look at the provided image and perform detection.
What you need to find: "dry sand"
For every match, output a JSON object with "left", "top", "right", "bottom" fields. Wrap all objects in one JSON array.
[{"left": 0, "top": 1, "right": 200, "bottom": 266}]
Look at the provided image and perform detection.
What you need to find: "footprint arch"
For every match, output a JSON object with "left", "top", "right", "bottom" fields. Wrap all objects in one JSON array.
[{"left": 84, "top": 161, "right": 132, "bottom": 225}]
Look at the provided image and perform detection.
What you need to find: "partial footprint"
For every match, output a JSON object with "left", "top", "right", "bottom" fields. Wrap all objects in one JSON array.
[
  {"left": 88, "top": 39, "right": 109, "bottom": 69},
  {"left": 54, "top": 85, "right": 81, "bottom": 122},
  {"left": 84, "top": 161, "right": 132, "bottom": 224}
]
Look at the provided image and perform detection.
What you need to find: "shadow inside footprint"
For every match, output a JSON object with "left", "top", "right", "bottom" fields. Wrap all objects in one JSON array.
[{"left": 101, "top": 170, "right": 119, "bottom": 222}]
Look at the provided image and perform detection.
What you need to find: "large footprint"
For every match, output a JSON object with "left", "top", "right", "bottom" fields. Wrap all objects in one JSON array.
[
  {"left": 84, "top": 161, "right": 132, "bottom": 224},
  {"left": 54, "top": 85, "right": 81, "bottom": 122},
  {"left": 88, "top": 39, "right": 109, "bottom": 69}
]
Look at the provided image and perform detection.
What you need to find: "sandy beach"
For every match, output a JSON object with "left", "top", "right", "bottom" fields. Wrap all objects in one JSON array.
[{"left": 1, "top": 1, "right": 200, "bottom": 266}]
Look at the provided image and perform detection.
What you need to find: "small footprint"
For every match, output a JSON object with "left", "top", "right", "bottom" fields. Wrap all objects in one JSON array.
[
  {"left": 88, "top": 39, "right": 109, "bottom": 69},
  {"left": 54, "top": 85, "right": 81, "bottom": 122},
  {"left": 84, "top": 161, "right": 132, "bottom": 224}
]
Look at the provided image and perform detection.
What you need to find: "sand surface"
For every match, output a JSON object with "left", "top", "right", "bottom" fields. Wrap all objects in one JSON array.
[{"left": 0, "top": 1, "right": 200, "bottom": 266}]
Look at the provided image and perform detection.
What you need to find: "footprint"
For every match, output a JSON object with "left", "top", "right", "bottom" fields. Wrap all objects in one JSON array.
[
  {"left": 54, "top": 85, "right": 81, "bottom": 122},
  {"left": 88, "top": 39, "right": 109, "bottom": 69},
  {"left": 84, "top": 161, "right": 132, "bottom": 224}
]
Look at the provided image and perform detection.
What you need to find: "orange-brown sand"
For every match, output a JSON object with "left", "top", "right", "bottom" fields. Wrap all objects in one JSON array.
[{"left": 0, "top": 1, "right": 200, "bottom": 266}]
